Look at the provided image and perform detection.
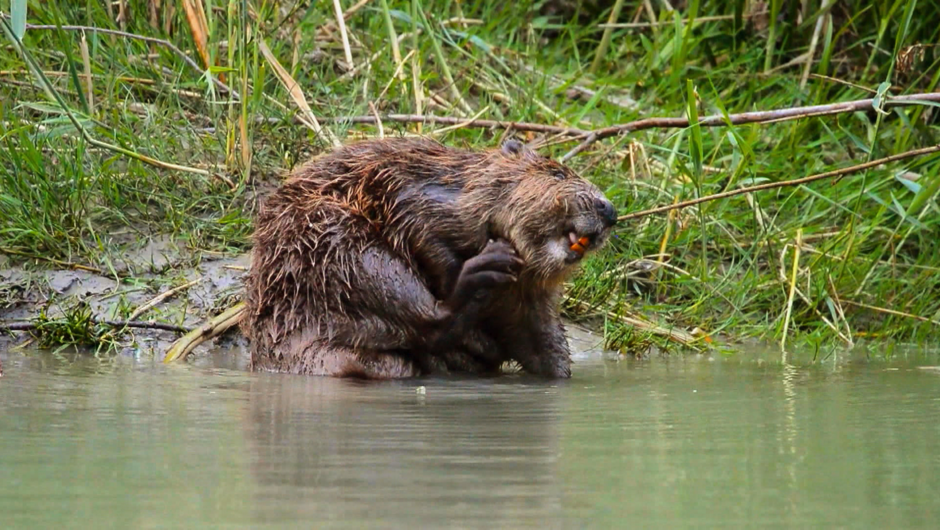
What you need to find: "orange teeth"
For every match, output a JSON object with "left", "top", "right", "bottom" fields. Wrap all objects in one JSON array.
[{"left": 570, "top": 236, "right": 590, "bottom": 254}]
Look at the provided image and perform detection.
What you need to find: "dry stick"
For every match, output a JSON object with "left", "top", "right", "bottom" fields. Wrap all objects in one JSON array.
[
  {"left": 428, "top": 105, "right": 491, "bottom": 137},
  {"left": 342, "top": 0, "right": 372, "bottom": 19},
  {"left": 19, "top": 22, "right": 237, "bottom": 98},
  {"left": 617, "top": 143, "right": 940, "bottom": 222},
  {"left": 0, "top": 320, "right": 191, "bottom": 334},
  {"left": 321, "top": 91, "right": 940, "bottom": 155},
  {"left": 127, "top": 277, "right": 202, "bottom": 321},
  {"left": 841, "top": 300, "right": 940, "bottom": 327},
  {"left": 164, "top": 302, "right": 245, "bottom": 362},
  {"left": 564, "top": 92, "right": 940, "bottom": 160}
]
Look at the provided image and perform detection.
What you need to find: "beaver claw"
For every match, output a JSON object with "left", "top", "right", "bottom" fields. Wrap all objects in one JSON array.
[{"left": 447, "top": 239, "right": 523, "bottom": 309}]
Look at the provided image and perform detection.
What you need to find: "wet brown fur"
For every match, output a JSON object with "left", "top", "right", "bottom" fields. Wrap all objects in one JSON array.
[{"left": 242, "top": 137, "right": 615, "bottom": 379}]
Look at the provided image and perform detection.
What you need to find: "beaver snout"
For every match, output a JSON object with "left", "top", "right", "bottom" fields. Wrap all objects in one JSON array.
[{"left": 594, "top": 197, "right": 618, "bottom": 227}]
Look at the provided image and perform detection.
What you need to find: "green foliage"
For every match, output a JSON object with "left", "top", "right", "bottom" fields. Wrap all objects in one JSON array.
[
  {"left": 30, "top": 302, "right": 117, "bottom": 352},
  {"left": 2, "top": 0, "right": 940, "bottom": 352}
]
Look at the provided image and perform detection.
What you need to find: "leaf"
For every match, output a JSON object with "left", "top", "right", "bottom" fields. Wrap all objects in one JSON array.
[
  {"left": 447, "top": 30, "right": 492, "bottom": 53},
  {"left": 11, "top": 0, "right": 26, "bottom": 40},
  {"left": 257, "top": 38, "right": 338, "bottom": 147},
  {"left": 867, "top": 192, "right": 928, "bottom": 230},
  {"left": 890, "top": 192, "right": 928, "bottom": 229},
  {"left": 180, "top": 0, "right": 210, "bottom": 71},
  {"left": 871, "top": 81, "right": 892, "bottom": 115},
  {"left": 908, "top": 165, "right": 940, "bottom": 216},
  {"left": 387, "top": 9, "right": 415, "bottom": 25},
  {"left": 893, "top": 171, "right": 922, "bottom": 194}
]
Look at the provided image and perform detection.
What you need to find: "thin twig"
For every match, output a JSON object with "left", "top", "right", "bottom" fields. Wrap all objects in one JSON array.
[
  {"left": 842, "top": 300, "right": 940, "bottom": 326},
  {"left": 617, "top": 143, "right": 940, "bottom": 221},
  {"left": 322, "top": 91, "right": 940, "bottom": 152},
  {"left": 565, "top": 91, "right": 940, "bottom": 155},
  {"left": 0, "top": 247, "right": 101, "bottom": 273},
  {"left": 79, "top": 31, "right": 93, "bottom": 114},
  {"left": 128, "top": 277, "right": 202, "bottom": 321},
  {"left": 428, "top": 105, "right": 491, "bottom": 137},
  {"left": 0, "top": 320, "right": 191, "bottom": 334},
  {"left": 17, "top": 21, "right": 237, "bottom": 98},
  {"left": 342, "top": 0, "right": 371, "bottom": 19}
]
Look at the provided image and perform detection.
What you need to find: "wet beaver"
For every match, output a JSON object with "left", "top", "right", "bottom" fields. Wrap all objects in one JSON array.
[{"left": 242, "top": 137, "right": 617, "bottom": 379}]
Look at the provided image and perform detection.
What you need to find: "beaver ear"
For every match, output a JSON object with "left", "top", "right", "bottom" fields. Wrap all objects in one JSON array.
[{"left": 500, "top": 138, "right": 525, "bottom": 157}]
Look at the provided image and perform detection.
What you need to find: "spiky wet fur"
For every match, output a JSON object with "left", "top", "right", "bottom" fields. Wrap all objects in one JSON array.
[{"left": 242, "top": 137, "right": 613, "bottom": 378}]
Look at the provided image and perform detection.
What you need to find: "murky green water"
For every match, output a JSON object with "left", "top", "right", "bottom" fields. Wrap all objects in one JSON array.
[{"left": 2, "top": 333, "right": 940, "bottom": 529}]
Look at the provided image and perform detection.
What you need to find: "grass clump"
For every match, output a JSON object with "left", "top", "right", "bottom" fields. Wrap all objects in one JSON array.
[
  {"left": 1, "top": 0, "right": 940, "bottom": 355},
  {"left": 29, "top": 302, "right": 118, "bottom": 352}
]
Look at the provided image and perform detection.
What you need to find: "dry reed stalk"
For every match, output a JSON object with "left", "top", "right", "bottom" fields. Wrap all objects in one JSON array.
[
  {"left": 79, "top": 31, "right": 93, "bottom": 114},
  {"left": 781, "top": 230, "right": 802, "bottom": 351},
  {"left": 332, "top": 0, "right": 355, "bottom": 68},
  {"left": 258, "top": 38, "right": 340, "bottom": 148}
]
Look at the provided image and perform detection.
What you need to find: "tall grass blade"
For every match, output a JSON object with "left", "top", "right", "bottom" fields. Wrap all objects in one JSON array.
[{"left": 11, "top": 0, "right": 26, "bottom": 40}]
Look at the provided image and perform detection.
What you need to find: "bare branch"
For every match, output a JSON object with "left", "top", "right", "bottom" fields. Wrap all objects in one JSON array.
[
  {"left": 321, "top": 91, "right": 940, "bottom": 157},
  {"left": 617, "top": 143, "right": 940, "bottom": 222}
]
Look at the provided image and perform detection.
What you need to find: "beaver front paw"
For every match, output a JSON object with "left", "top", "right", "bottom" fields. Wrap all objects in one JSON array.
[{"left": 447, "top": 238, "right": 523, "bottom": 311}]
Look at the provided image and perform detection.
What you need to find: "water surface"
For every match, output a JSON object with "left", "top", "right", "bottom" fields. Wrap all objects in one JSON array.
[{"left": 2, "top": 331, "right": 939, "bottom": 529}]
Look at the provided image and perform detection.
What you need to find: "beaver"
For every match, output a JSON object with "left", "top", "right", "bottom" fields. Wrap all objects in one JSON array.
[{"left": 242, "top": 137, "right": 617, "bottom": 379}]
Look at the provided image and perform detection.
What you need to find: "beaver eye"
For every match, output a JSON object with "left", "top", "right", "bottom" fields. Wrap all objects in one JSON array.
[{"left": 553, "top": 171, "right": 566, "bottom": 181}]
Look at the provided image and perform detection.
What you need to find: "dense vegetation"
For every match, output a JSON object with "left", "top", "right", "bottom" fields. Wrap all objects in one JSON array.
[{"left": 2, "top": 0, "right": 939, "bottom": 355}]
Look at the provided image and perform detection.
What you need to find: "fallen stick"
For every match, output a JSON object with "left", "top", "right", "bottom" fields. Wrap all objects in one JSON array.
[
  {"left": 617, "top": 143, "right": 940, "bottom": 222},
  {"left": 163, "top": 302, "right": 246, "bottom": 363},
  {"left": 0, "top": 320, "right": 191, "bottom": 334},
  {"left": 128, "top": 277, "right": 202, "bottom": 321}
]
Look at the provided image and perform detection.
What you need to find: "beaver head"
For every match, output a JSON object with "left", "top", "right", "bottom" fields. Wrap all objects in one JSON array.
[{"left": 468, "top": 139, "right": 618, "bottom": 282}]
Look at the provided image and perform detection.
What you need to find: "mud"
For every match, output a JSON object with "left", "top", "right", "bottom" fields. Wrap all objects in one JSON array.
[{"left": 0, "top": 236, "right": 250, "bottom": 359}]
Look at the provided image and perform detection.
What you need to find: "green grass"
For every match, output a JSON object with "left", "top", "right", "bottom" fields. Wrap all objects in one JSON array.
[{"left": 2, "top": 0, "right": 940, "bottom": 354}]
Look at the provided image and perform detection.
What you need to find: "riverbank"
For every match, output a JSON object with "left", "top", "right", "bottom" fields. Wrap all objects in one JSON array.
[{"left": 0, "top": 239, "right": 248, "bottom": 356}]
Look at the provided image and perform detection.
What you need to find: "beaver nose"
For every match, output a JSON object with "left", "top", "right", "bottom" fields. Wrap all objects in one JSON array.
[{"left": 595, "top": 197, "right": 617, "bottom": 227}]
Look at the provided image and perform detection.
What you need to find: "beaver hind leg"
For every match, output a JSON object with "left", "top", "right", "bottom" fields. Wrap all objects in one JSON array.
[{"left": 294, "top": 344, "right": 420, "bottom": 380}]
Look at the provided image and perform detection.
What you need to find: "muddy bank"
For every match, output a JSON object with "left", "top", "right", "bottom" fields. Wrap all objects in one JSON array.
[
  {"left": 0, "top": 236, "right": 614, "bottom": 367},
  {"left": 0, "top": 236, "right": 250, "bottom": 358}
]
